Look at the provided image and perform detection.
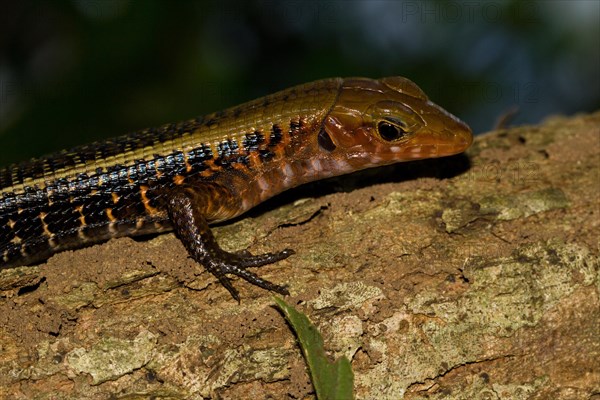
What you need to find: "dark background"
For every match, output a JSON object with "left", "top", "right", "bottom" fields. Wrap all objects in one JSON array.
[{"left": 0, "top": 0, "right": 598, "bottom": 167}]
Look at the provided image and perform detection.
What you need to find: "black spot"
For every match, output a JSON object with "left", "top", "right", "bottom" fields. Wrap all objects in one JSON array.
[
  {"left": 146, "top": 370, "right": 157, "bottom": 382},
  {"left": 259, "top": 149, "right": 274, "bottom": 161},
  {"left": 480, "top": 372, "right": 490, "bottom": 383},
  {"left": 289, "top": 120, "right": 301, "bottom": 133},
  {"left": 270, "top": 124, "right": 283, "bottom": 146},
  {"left": 186, "top": 144, "right": 212, "bottom": 173},
  {"left": 217, "top": 138, "right": 239, "bottom": 158},
  {"left": 52, "top": 353, "right": 64, "bottom": 364},
  {"left": 243, "top": 132, "right": 265, "bottom": 151},
  {"left": 317, "top": 128, "right": 336, "bottom": 152}
]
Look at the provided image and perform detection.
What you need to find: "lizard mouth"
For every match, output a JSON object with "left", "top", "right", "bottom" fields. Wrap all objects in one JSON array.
[
  {"left": 369, "top": 123, "right": 473, "bottom": 161},
  {"left": 400, "top": 131, "right": 473, "bottom": 159}
]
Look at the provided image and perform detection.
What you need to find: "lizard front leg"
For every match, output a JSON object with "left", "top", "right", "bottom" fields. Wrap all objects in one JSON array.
[{"left": 166, "top": 185, "right": 294, "bottom": 301}]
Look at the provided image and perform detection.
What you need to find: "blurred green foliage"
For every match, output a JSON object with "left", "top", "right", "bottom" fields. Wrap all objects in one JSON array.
[{"left": 0, "top": 0, "right": 598, "bottom": 166}]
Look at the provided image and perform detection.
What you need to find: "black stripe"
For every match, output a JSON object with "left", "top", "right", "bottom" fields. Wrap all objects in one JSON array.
[{"left": 0, "top": 115, "right": 228, "bottom": 189}]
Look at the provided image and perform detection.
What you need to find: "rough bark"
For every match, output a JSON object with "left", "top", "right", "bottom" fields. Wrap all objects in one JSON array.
[{"left": 1, "top": 111, "right": 598, "bottom": 399}]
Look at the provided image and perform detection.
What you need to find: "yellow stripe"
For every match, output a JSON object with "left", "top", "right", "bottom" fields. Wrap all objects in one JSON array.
[{"left": 1, "top": 78, "right": 341, "bottom": 196}]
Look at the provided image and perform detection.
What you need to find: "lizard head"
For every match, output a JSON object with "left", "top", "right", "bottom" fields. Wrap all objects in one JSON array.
[{"left": 319, "top": 76, "right": 472, "bottom": 169}]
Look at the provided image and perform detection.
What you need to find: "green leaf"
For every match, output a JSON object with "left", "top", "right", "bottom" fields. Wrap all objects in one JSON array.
[{"left": 273, "top": 296, "right": 354, "bottom": 400}]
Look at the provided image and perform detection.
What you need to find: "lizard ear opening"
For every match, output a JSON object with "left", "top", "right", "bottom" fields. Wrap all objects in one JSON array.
[{"left": 318, "top": 127, "right": 337, "bottom": 152}]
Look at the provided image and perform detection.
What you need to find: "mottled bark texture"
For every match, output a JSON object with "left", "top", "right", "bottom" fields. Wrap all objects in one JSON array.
[{"left": 1, "top": 111, "right": 598, "bottom": 399}]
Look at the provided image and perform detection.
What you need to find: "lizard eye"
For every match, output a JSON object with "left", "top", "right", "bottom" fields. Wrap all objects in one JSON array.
[{"left": 377, "top": 118, "right": 408, "bottom": 142}]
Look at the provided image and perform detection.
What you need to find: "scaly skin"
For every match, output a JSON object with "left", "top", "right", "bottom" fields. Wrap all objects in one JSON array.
[{"left": 0, "top": 77, "right": 472, "bottom": 300}]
